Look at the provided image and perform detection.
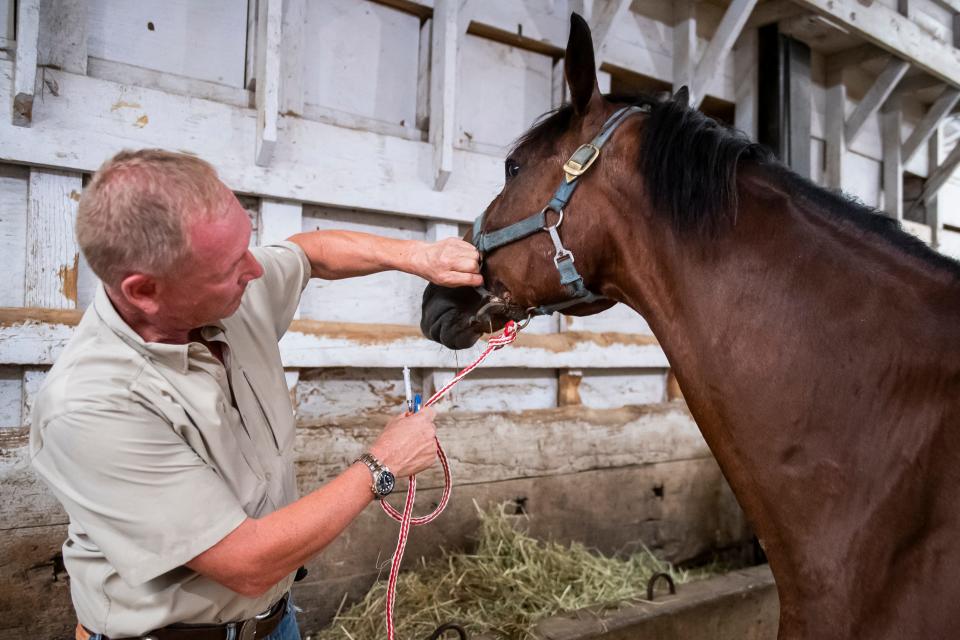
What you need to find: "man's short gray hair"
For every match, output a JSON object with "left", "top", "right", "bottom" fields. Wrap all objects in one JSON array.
[{"left": 77, "top": 149, "right": 225, "bottom": 288}]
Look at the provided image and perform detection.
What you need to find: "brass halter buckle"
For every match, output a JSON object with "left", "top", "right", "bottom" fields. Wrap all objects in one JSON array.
[{"left": 562, "top": 143, "right": 600, "bottom": 183}]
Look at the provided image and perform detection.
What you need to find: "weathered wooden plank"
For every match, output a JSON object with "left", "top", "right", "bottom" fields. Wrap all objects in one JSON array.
[
  {"left": 244, "top": 0, "right": 257, "bottom": 89},
  {"left": 25, "top": 169, "right": 81, "bottom": 309},
  {"left": 254, "top": 0, "right": 280, "bottom": 166},
  {"left": 0, "top": 164, "right": 27, "bottom": 308},
  {"left": 882, "top": 99, "right": 904, "bottom": 219},
  {"left": 919, "top": 136, "right": 960, "bottom": 202},
  {"left": 0, "top": 523, "right": 74, "bottom": 640},
  {"left": 901, "top": 86, "right": 960, "bottom": 164},
  {"left": 278, "top": 0, "right": 304, "bottom": 117},
  {"left": 12, "top": 0, "right": 40, "bottom": 126},
  {"left": 0, "top": 59, "right": 501, "bottom": 223},
  {"left": 734, "top": 28, "right": 758, "bottom": 140},
  {"left": 744, "top": 0, "right": 806, "bottom": 29},
  {"left": 927, "top": 123, "right": 943, "bottom": 248},
  {"left": 584, "top": 0, "right": 632, "bottom": 66},
  {"left": 691, "top": 0, "right": 759, "bottom": 108},
  {"left": 295, "top": 404, "right": 708, "bottom": 491},
  {"left": 0, "top": 366, "right": 21, "bottom": 428},
  {"left": 825, "top": 78, "right": 848, "bottom": 189},
  {"left": 259, "top": 198, "right": 301, "bottom": 245},
  {"left": 37, "top": 0, "right": 87, "bottom": 74},
  {"left": 416, "top": 17, "right": 432, "bottom": 131},
  {"left": 430, "top": 0, "right": 457, "bottom": 190},
  {"left": 0, "top": 307, "right": 668, "bottom": 368},
  {"left": 844, "top": 57, "right": 910, "bottom": 146},
  {"left": 794, "top": 0, "right": 960, "bottom": 88}
]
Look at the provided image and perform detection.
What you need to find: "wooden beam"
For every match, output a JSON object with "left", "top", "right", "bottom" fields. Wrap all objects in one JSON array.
[
  {"left": 893, "top": 73, "right": 946, "bottom": 97},
  {"left": 881, "top": 98, "right": 903, "bottom": 220},
  {"left": 926, "top": 124, "right": 943, "bottom": 249},
  {"left": 844, "top": 57, "right": 909, "bottom": 146},
  {"left": 25, "top": 169, "right": 81, "bottom": 309},
  {"left": 825, "top": 79, "right": 847, "bottom": 189},
  {"left": 279, "top": 0, "right": 305, "bottom": 117},
  {"left": 415, "top": 17, "right": 432, "bottom": 131},
  {"left": 919, "top": 137, "right": 960, "bottom": 204},
  {"left": 825, "top": 43, "right": 887, "bottom": 80},
  {"left": 254, "top": 0, "right": 281, "bottom": 166},
  {"left": 734, "top": 28, "right": 758, "bottom": 140},
  {"left": 0, "top": 309, "right": 669, "bottom": 369},
  {"left": 429, "top": 0, "right": 458, "bottom": 191},
  {"left": 691, "top": 0, "right": 760, "bottom": 108},
  {"left": 744, "top": 0, "right": 806, "bottom": 29},
  {"left": 901, "top": 87, "right": 960, "bottom": 165},
  {"left": 37, "top": 0, "right": 87, "bottom": 75},
  {"left": 672, "top": 0, "right": 696, "bottom": 93},
  {"left": 12, "top": 0, "right": 40, "bottom": 127},
  {"left": 244, "top": 0, "right": 257, "bottom": 90},
  {"left": 792, "top": 0, "right": 960, "bottom": 89}
]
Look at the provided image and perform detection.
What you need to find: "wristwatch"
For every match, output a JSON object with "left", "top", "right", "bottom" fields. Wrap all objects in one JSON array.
[{"left": 355, "top": 452, "right": 396, "bottom": 499}]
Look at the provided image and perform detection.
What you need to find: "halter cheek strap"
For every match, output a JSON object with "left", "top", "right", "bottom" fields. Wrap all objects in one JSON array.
[{"left": 471, "top": 104, "right": 649, "bottom": 317}]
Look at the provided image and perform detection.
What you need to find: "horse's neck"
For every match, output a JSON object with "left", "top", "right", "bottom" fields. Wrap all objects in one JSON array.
[{"left": 609, "top": 175, "right": 960, "bottom": 636}]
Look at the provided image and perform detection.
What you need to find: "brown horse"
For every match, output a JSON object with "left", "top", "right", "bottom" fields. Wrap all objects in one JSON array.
[{"left": 420, "top": 14, "right": 960, "bottom": 640}]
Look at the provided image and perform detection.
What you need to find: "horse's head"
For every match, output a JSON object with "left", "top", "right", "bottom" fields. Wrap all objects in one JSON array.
[{"left": 422, "top": 13, "right": 664, "bottom": 349}]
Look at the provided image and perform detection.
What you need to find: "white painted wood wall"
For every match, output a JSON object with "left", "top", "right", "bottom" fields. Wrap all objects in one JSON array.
[{"left": 1, "top": 0, "right": 959, "bottom": 424}]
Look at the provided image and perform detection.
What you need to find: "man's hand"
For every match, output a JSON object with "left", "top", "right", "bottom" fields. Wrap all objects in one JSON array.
[
  {"left": 411, "top": 238, "right": 483, "bottom": 288},
  {"left": 369, "top": 407, "right": 438, "bottom": 477}
]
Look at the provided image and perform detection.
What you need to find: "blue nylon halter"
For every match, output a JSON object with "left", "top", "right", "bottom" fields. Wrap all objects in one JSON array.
[{"left": 471, "top": 104, "right": 649, "bottom": 317}]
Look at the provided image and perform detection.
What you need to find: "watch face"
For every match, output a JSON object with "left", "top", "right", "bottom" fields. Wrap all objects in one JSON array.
[{"left": 376, "top": 470, "right": 396, "bottom": 496}]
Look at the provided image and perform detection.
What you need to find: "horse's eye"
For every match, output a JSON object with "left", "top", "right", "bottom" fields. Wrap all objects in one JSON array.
[{"left": 505, "top": 159, "right": 521, "bottom": 180}]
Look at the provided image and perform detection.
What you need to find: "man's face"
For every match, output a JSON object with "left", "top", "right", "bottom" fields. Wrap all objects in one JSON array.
[{"left": 158, "top": 187, "right": 264, "bottom": 329}]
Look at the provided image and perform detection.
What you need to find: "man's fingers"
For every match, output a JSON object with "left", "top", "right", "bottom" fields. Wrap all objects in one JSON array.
[{"left": 439, "top": 272, "right": 483, "bottom": 287}]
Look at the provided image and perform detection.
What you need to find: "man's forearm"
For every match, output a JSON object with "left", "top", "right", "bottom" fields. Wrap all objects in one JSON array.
[
  {"left": 187, "top": 462, "right": 375, "bottom": 597},
  {"left": 288, "top": 230, "right": 421, "bottom": 280}
]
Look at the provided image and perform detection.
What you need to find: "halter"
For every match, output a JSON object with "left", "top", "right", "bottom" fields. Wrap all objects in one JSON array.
[{"left": 471, "top": 104, "right": 649, "bottom": 323}]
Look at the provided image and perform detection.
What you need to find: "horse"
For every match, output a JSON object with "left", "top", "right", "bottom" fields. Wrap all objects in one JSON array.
[{"left": 419, "top": 13, "right": 960, "bottom": 640}]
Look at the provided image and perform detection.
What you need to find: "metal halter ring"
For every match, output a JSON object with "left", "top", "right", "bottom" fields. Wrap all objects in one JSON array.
[{"left": 540, "top": 205, "right": 564, "bottom": 230}]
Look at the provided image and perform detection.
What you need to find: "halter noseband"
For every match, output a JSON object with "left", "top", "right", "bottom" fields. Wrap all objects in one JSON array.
[{"left": 470, "top": 104, "right": 650, "bottom": 322}]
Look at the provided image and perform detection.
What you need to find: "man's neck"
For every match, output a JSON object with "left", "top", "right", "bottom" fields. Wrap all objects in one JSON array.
[{"left": 105, "top": 287, "right": 193, "bottom": 345}]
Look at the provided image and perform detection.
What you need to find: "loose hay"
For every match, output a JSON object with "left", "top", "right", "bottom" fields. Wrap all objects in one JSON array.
[{"left": 314, "top": 503, "right": 719, "bottom": 640}]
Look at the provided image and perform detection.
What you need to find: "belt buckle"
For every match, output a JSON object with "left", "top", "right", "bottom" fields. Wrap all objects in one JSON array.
[{"left": 237, "top": 618, "right": 258, "bottom": 640}]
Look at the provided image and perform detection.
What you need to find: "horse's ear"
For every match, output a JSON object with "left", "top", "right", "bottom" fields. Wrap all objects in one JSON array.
[
  {"left": 673, "top": 86, "right": 690, "bottom": 107},
  {"left": 565, "top": 13, "right": 601, "bottom": 115}
]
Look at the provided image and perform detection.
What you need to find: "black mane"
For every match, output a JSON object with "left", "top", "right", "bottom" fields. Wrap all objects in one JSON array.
[{"left": 511, "top": 92, "right": 960, "bottom": 276}]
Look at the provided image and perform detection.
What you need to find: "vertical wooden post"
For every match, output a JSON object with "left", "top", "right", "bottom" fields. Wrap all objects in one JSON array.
[
  {"left": 691, "top": 0, "right": 759, "bottom": 109},
  {"left": 13, "top": 0, "right": 40, "bottom": 126},
  {"left": 279, "top": 0, "right": 305, "bottom": 117},
  {"left": 430, "top": 0, "right": 459, "bottom": 191},
  {"left": 926, "top": 124, "right": 943, "bottom": 249},
  {"left": 825, "top": 71, "right": 848, "bottom": 189},
  {"left": 23, "top": 168, "right": 82, "bottom": 424},
  {"left": 254, "top": 0, "right": 281, "bottom": 166},
  {"left": 881, "top": 97, "right": 903, "bottom": 220},
  {"left": 416, "top": 18, "right": 432, "bottom": 131},
  {"left": 734, "top": 28, "right": 758, "bottom": 140}
]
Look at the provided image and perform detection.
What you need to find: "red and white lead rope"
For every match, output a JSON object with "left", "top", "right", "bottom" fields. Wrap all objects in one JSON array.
[{"left": 380, "top": 320, "right": 521, "bottom": 640}]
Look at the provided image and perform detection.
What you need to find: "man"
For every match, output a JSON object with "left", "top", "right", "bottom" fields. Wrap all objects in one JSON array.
[{"left": 29, "top": 149, "right": 482, "bottom": 639}]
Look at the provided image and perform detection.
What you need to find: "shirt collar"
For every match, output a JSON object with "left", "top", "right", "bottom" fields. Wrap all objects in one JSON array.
[{"left": 93, "top": 284, "right": 224, "bottom": 374}]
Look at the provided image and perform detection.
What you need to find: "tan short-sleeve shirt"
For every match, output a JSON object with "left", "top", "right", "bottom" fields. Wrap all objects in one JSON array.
[{"left": 30, "top": 241, "right": 312, "bottom": 636}]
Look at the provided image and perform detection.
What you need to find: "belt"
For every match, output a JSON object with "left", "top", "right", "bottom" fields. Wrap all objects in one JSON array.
[{"left": 76, "top": 593, "right": 288, "bottom": 640}]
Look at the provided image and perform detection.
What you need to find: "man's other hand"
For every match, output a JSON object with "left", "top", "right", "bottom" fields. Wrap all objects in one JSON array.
[
  {"left": 413, "top": 238, "right": 483, "bottom": 288},
  {"left": 369, "top": 407, "right": 438, "bottom": 477}
]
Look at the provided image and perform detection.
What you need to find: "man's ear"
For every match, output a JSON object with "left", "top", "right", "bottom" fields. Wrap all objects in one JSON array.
[
  {"left": 564, "top": 13, "right": 602, "bottom": 115},
  {"left": 118, "top": 273, "right": 161, "bottom": 316}
]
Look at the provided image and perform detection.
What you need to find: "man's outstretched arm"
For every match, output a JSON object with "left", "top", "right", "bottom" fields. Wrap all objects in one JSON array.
[{"left": 288, "top": 230, "right": 482, "bottom": 288}]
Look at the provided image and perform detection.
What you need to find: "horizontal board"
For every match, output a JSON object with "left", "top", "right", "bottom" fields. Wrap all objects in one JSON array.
[
  {"left": 0, "top": 309, "right": 669, "bottom": 368},
  {"left": 579, "top": 369, "right": 667, "bottom": 408},
  {"left": 0, "top": 59, "right": 503, "bottom": 224},
  {"left": 294, "top": 403, "right": 708, "bottom": 491}
]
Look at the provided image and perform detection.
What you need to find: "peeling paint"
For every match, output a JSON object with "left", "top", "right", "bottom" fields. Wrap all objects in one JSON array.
[
  {"left": 110, "top": 100, "right": 142, "bottom": 112},
  {"left": 68, "top": 191, "right": 80, "bottom": 202},
  {"left": 134, "top": 115, "right": 149, "bottom": 128},
  {"left": 57, "top": 255, "right": 79, "bottom": 304}
]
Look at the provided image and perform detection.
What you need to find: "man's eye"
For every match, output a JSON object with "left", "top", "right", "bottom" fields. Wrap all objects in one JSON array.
[{"left": 505, "top": 159, "right": 521, "bottom": 180}]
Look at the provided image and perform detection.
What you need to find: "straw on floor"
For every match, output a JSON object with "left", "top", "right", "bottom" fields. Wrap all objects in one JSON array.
[{"left": 314, "top": 503, "right": 718, "bottom": 640}]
